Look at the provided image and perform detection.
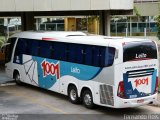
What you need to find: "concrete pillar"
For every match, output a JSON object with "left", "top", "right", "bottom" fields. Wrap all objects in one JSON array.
[
  {"left": 105, "top": 11, "right": 111, "bottom": 36},
  {"left": 129, "top": 16, "right": 132, "bottom": 36},
  {"left": 21, "top": 12, "right": 35, "bottom": 31},
  {"left": 99, "top": 11, "right": 104, "bottom": 35},
  {"left": 99, "top": 11, "right": 111, "bottom": 36}
]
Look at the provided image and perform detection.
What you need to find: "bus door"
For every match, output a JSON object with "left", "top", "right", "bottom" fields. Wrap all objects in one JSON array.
[
  {"left": 5, "top": 38, "right": 17, "bottom": 76},
  {"left": 0, "top": 45, "right": 5, "bottom": 64}
]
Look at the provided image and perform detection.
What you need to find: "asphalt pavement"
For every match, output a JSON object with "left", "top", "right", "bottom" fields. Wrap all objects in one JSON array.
[
  {"left": 0, "top": 84, "right": 160, "bottom": 120},
  {"left": 0, "top": 70, "right": 14, "bottom": 84}
]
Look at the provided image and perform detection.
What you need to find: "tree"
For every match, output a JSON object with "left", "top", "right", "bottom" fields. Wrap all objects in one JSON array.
[
  {"left": 0, "top": 37, "right": 6, "bottom": 47},
  {"left": 154, "top": 15, "right": 160, "bottom": 40}
]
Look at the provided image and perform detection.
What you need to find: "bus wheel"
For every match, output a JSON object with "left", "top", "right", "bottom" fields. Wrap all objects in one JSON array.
[
  {"left": 68, "top": 85, "right": 80, "bottom": 104},
  {"left": 82, "top": 90, "right": 94, "bottom": 109},
  {"left": 14, "top": 72, "right": 21, "bottom": 85}
]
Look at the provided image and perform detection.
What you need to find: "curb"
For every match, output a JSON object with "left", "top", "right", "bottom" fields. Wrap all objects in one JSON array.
[
  {"left": 149, "top": 92, "right": 160, "bottom": 107},
  {"left": 0, "top": 81, "right": 16, "bottom": 86}
]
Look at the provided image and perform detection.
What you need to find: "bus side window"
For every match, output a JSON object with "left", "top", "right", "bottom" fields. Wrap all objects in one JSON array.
[
  {"left": 68, "top": 43, "right": 85, "bottom": 64},
  {"left": 26, "top": 40, "right": 31, "bottom": 55},
  {"left": 85, "top": 45, "right": 92, "bottom": 66},
  {"left": 50, "top": 43, "right": 54, "bottom": 59},
  {"left": 54, "top": 42, "right": 67, "bottom": 61},
  {"left": 76, "top": 45, "right": 84, "bottom": 64},
  {"left": 92, "top": 46, "right": 100, "bottom": 67},
  {"left": 68, "top": 43, "right": 77, "bottom": 63},
  {"left": 39, "top": 41, "right": 51, "bottom": 58},
  {"left": 107, "top": 47, "right": 115, "bottom": 66},
  {"left": 100, "top": 47, "right": 115, "bottom": 67},
  {"left": 99, "top": 47, "right": 106, "bottom": 67},
  {"left": 30, "top": 40, "right": 39, "bottom": 56}
]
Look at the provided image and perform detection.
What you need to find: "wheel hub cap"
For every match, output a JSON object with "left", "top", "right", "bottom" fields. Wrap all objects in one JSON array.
[
  {"left": 70, "top": 89, "right": 76, "bottom": 101},
  {"left": 84, "top": 94, "right": 91, "bottom": 105}
]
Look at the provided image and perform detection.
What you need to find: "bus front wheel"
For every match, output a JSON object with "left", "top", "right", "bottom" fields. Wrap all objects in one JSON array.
[
  {"left": 68, "top": 85, "right": 80, "bottom": 104},
  {"left": 14, "top": 72, "right": 21, "bottom": 85},
  {"left": 82, "top": 90, "right": 94, "bottom": 109}
]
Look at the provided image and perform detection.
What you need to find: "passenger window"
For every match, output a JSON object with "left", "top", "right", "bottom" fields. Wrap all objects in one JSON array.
[
  {"left": 68, "top": 43, "right": 77, "bottom": 63},
  {"left": 99, "top": 47, "right": 106, "bottom": 67},
  {"left": 27, "top": 39, "right": 39, "bottom": 56},
  {"left": 92, "top": 46, "right": 100, "bottom": 66},
  {"left": 39, "top": 41, "right": 51, "bottom": 58},
  {"left": 75, "top": 45, "right": 85, "bottom": 64},
  {"left": 107, "top": 47, "right": 115, "bottom": 66},
  {"left": 25, "top": 40, "right": 31, "bottom": 55},
  {"left": 54, "top": 42, "right": 67, "bottom": 61},
  {"left": 101, "top": 47, "right": 115, "bottom": 67},
  {"left": 39, "top": 41, "right": 116, "bottom": 67},
  {"left": 85, "top": 45, "right": 92, "bottom": 66}
]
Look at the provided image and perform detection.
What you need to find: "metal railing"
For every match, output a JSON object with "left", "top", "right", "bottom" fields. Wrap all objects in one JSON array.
[
  {"left": 111, "top": 21, "right": 157, "bottom": 36},
  {"left": 35, "top": 23, "right": 64, "bottom": 31}
]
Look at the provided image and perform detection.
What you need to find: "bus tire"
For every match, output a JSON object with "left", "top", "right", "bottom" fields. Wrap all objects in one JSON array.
[
  {"left": 68, "top": 85, "right": 80, "bottom": 104},
  {"left": 14, "top": 72, "right": 21, "bottom": 85},
  {"left": 82, "top": 89, "right": 94, "bottom": 109}
]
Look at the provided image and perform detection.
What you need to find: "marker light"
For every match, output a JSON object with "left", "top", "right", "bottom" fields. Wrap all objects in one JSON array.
[
  {"left": 117, "top": 81, "right": 125, "bottom": 98},
  {"left": 42, "top": 38, "right": 57, "bottom": 41}
]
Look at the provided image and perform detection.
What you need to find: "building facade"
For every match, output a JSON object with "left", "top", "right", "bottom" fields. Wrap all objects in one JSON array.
[
  {"left": 0, "top": 0, "right": 133, "bottom": 40},
  {"left": 0, "top": 0, "right": 133, "bottom": 11},
  {"left": 111, "top": 0, "right": 160, "bottom": 36}
]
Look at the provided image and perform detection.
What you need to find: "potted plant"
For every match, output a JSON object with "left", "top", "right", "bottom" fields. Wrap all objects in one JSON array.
[{"left": 154, "top": 15, "right": 160, "bottom": 40}]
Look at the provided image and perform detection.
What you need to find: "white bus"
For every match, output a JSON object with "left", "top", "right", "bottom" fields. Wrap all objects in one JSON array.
[{"left": 4, "top": 31, "right": 159, "bottom": 108}]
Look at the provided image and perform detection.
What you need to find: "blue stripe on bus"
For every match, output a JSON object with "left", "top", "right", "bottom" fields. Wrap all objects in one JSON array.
[{"left": 32, "top": 56, "right": 102, "bottom": 89}]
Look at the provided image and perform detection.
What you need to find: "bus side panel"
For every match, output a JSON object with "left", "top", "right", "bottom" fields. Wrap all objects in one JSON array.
[
  {"left": 12, "top": 54, "right": 117, "bottom": 107},
  {"left": 91, "top": 66, "right": 115, "bottom": 106},
  {"left": 11, "top": 54, "right": 116, "bottom": 108},
  {"left": 21, "top": 55, "right": 102, "bottom": 93}
]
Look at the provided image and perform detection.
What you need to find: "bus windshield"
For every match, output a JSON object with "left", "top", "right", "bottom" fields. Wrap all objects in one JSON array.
[
  {"left": 5, "top": 38, "right": 16, "bottom": 63},
  {"left": 123, "top": 41, "right": 157, "bottom": 62}
]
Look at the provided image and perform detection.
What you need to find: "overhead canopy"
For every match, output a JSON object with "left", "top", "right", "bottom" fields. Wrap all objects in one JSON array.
[{"left": 0, "top": 0, "right": 133, "bottom": 12}]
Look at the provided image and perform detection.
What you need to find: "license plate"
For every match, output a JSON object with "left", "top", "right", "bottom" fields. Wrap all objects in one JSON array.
[{"left": 137, "top": 99, "right": 144, "bottom": 103}]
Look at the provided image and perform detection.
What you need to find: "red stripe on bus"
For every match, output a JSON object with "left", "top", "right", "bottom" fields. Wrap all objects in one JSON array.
[{"left": 42, "top": 38, "right": 57, "bottom": 41}]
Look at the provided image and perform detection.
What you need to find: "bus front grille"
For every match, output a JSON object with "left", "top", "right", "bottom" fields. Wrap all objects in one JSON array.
[{"left": 100, "top": 84, "right": 114, "bottom": 106}]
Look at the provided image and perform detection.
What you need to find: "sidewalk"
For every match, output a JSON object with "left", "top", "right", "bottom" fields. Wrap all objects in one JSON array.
[
  {"left": 0, "top": 70, "right": 14, "bottom": 84},
  {"left": 151, "top": 93, "right": 160, "bottom": 107}
]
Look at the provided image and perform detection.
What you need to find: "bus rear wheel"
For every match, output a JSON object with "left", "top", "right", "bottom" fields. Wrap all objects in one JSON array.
[
  {"left": 68, "top": 85, "right": 80, "bottom": 104},
  {"left": 82, "top": 90, "right": 94, "bottom": 109}
]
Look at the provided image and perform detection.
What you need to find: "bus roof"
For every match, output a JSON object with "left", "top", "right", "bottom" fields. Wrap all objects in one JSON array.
[{"left": 10, "top": 31, "right": 152, "bottom": 47}]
